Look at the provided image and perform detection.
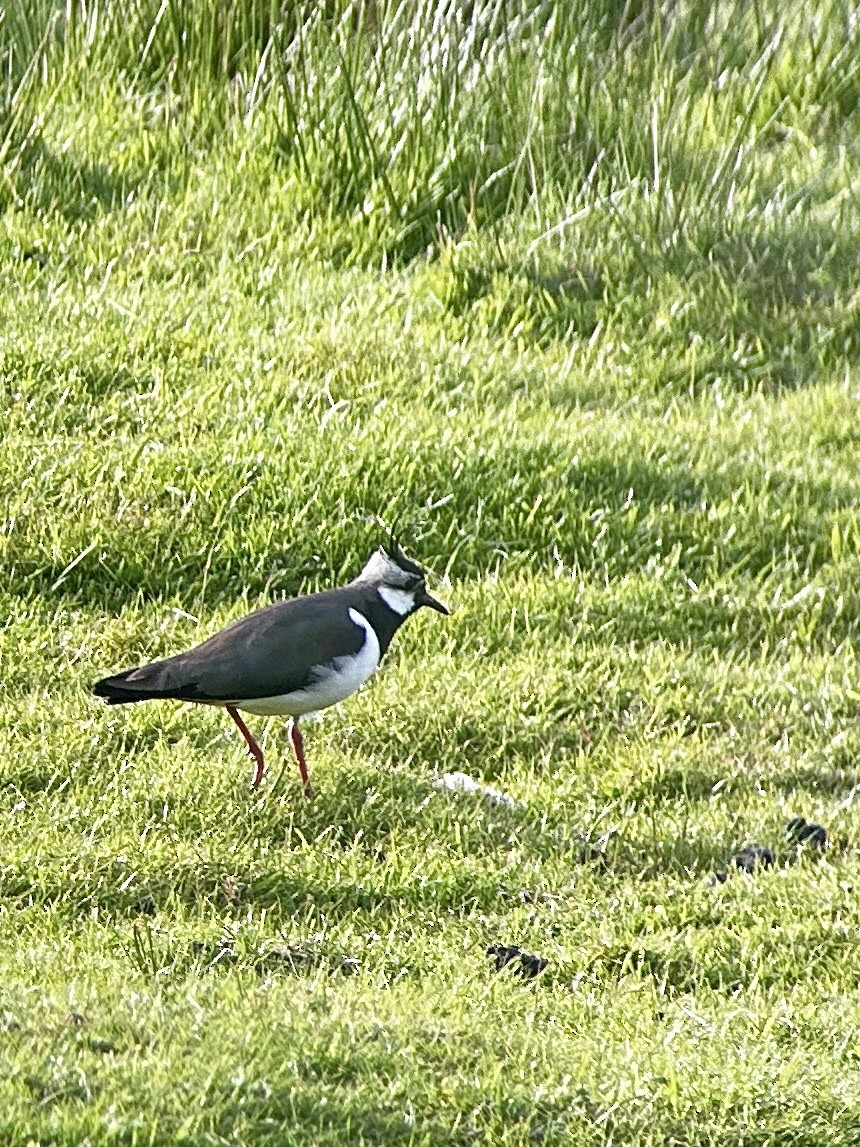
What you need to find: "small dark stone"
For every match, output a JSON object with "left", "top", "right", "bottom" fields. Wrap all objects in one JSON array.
[
  {"left": 89, "top": 1037, "right": 116, "bottom": 1054},
  {"left": 712, "top": 870, "right": 728, "bottom": 884},
  {"left": 486, "top": 944, "right": 548, "bottom": 979},
  {"left": 799, "top": 823, "right": 827, "bottom": 848},
  {"left": 67, "top": 1012, "right": 86, "bottom": 1027},
  {"left": 734, "top": 844, "right": 774, "bottom": 873},
  {"left": 518, "top": 952, "right": 549, "bottom": 978},
  {"left": 487, "top": 943, "right": 521, "bottom": 970},
  {"left": 786, "top": 816, "right": 807, "bottom": 840},
  {"left": 787, "top": 818, "right": 827, "bottom": 849}
]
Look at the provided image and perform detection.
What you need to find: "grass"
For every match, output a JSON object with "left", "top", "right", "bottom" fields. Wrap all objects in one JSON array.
[{"left": 1, "top": 0, "right": 860, "bottom": 1141}]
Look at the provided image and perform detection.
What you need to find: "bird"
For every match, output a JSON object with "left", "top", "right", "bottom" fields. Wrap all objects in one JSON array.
[{"left": 91, "top": 541, "right": 448, "bottom": 796}]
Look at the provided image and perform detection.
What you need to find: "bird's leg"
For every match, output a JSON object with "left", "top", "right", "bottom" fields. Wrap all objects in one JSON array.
[
  {"left": 226, "top": 705, "right": 265, "bottom": 788},
  {"left": 288, "top": 718, "right": 314, "bottom": 798}
]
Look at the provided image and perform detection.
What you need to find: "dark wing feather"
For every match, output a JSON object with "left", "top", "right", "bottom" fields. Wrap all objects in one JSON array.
[{"left": 92, "top": 590, "right": 366, "bottom": 704}]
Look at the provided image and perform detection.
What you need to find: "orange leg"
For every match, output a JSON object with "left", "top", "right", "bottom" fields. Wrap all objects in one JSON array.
[
  {"left": 289, "top": 718, "right": 314, "bottom": 798},
  {"left": 226, "top": 705, "right": 265, "bottom": 788}
]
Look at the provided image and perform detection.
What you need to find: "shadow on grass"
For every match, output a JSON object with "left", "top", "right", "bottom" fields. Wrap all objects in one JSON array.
[
  {"left": 770, "top": 761, "right": 860, "bottom": 799},
  {"left": 449, "top": 220, "right": 860, "bottom": 397},
  {"left": 593, "top": 906, "right": 860, "bottom": 998},
  {"left": 199, "top": 1066, "right": 569, "bottom": 1147},
  {"left": 579, "top": 586, "right": 860, "bottom": 655},
  {"left": 14, "top": 139, "right": 141, "bottom": 222},
  {"left": 0, "top": 852, "right": 507, "bottom": 921},
  {"left": 8, "top": 412, "right": 858, "bottom": 611},
  {"left": 0, "top": 758, "right": 831, "bottom": 923}
]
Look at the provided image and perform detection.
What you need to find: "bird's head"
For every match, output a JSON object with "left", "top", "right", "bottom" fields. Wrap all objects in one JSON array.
[{"left": 356, "top": 539, "right": 449, "bottom": 617}]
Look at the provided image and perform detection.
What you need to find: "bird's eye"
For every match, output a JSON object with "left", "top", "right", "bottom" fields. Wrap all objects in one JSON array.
[{"left": 403, "top": 574, "right": 422, "bottom": 590}]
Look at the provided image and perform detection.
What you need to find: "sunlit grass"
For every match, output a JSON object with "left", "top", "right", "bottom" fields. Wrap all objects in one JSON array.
[{"left": 1, "top": 0, "right": 860, "bottom": 1142}]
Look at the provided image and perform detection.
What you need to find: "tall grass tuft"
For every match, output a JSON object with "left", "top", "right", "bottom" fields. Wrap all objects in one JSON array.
[
  {"left": 0, "top": 3, "right": 64, "bottom": 206},
  {"left": 4, "top": 0, "right": 858, "bottom": 258},
  {"left": 274, "top": 0, "right": 624, "bottom": 258},
  {"left": 268, "top": 0, "right": 860, "bottom": 259}
]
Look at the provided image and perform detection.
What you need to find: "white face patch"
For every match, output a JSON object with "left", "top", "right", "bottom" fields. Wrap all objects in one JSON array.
[{"left": 378, "top": 585, "right": 416, "bottom": 616}]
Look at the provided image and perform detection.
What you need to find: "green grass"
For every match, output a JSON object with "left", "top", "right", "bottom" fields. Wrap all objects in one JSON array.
[{"left": 2, "top": 0, "right": 860, "bottom": 1141}]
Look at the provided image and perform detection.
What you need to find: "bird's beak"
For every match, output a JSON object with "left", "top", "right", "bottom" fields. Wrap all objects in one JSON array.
[{"left": 417, "top": 588, "right": 449, "bottom": 615}]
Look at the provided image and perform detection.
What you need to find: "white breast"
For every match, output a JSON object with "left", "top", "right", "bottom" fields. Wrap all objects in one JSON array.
[{"left": 234, "top": 608, "right": 381, "bottom": 717}]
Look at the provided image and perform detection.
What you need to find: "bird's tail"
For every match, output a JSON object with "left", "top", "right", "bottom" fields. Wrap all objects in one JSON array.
[
  {"left": 92, "top": 669, "right": 149, "bottom": 704},
  {"left": 92, "top": 665, "right": 179, "bottom": 704}
]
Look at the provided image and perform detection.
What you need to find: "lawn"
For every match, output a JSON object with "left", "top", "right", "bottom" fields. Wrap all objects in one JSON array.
[{"left": 1, "top": 0, "right": 860, "bottom": 1142}]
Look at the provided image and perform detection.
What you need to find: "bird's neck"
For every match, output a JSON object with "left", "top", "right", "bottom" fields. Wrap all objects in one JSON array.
[{"left": 354, "top": 593, "right": 412, "bottom": 656}]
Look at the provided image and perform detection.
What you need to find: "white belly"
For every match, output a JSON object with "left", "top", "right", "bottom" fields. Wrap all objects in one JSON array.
[{"left": 232, "top": 609, "right": 380, "bottom": 718}]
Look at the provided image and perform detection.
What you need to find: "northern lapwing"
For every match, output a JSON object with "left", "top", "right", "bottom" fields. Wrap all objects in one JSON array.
[{"left": 92, "top": 542, "right": 448, "bottom": 796}]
